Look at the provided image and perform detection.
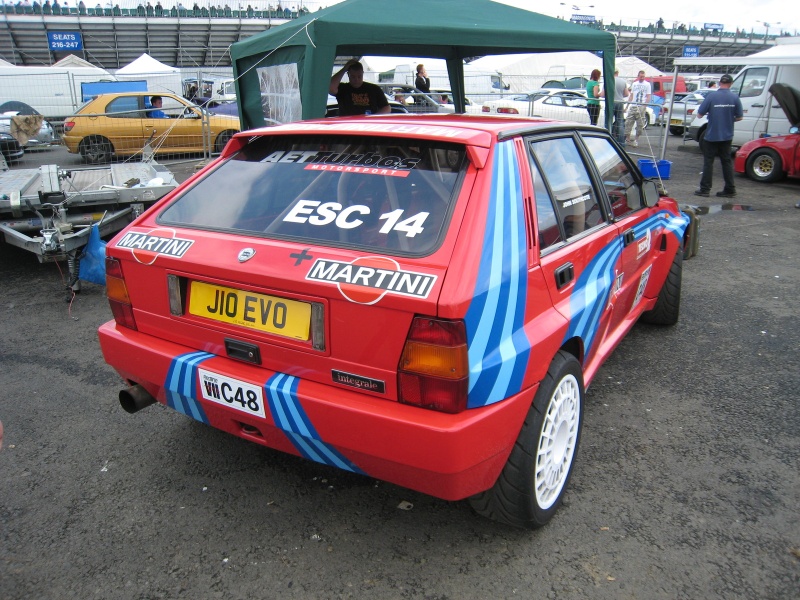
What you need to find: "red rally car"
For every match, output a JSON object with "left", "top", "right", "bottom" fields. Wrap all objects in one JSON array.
[
  {"left": 98, "top": 114, "right": 689, "bottom": 529},
  {"left": 734, "top": 83, "right": 800, "bottom": 183}
]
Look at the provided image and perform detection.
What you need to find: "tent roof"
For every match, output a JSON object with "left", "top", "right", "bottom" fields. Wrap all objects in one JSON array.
[
  {"left": 115, "top": 53, "right": 179, "bottom": 75},
  {"left": 232, "top": 0, "right": 615, "bottom": 60},
  {"left": 674, "top": 38, "right": 800, "bottom": 67},
  {"left": 52, "top": 55, "right": 107, "bottom": 71},
  {"left": 230, "top": 0, "right": 616, "bottom": 125}
]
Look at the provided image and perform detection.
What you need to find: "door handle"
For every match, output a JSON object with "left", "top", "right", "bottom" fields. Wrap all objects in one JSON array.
[
  {"left": 554, "top": 262, "right": 574, "bottom": 290},
  {"left": 623, "top": 229, "right": 636, "bottom": 246},
  {"left": 752, "top": 103, "right": 765, "bottom": 108}
]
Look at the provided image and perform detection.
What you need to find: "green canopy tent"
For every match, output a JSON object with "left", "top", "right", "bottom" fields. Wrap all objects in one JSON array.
[{"left": 230, "top": 0, "right": 616, "bottom": 129}]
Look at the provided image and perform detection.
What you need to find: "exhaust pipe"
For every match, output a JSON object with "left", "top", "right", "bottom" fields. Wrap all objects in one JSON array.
[{"left": 119, "top": 384, "right": 157, "bottom": 414}]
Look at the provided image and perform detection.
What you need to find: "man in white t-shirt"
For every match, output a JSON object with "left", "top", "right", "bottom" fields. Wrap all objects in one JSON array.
[{"left": 625, "top": 71, "right": 651, "bottom": 147}]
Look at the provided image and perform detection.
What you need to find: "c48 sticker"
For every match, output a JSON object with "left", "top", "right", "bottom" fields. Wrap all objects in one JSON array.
[{"left": 199, "top": 369, "right": 266, "bottom": 418}]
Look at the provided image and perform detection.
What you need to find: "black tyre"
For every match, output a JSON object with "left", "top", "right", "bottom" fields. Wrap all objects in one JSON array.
[
  {"left": 669, "top": 125, "right": 684, "bottom": 136},
  {"left": 640, "top": 249, "right": 682, "bottom": 325},
  {"left": 697, "top": 128, "right": 706, "bottom": 153},
  {"left": 79, "top": 136, "right": 113, "bottom": 164},
  {"left": 214, "top": 129, "right": 237, "bottom": 154},
  {"left": 469, "top": 350, "right": 584, "bottom": 529},
  {"left": 745, "top": 148, "right": 784, "bottom": 183}
]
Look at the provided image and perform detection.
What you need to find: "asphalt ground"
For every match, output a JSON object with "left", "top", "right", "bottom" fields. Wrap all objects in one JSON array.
[{"left": 1, "top": 130, "right": 798, "bottom": 599}]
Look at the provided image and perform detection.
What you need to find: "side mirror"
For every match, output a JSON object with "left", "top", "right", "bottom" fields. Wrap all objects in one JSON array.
[{"left": 642, "top": 179, "right": 660, "bottom": 207}]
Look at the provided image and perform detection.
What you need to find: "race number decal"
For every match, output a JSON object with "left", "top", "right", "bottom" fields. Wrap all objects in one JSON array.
[{"left": 283, "top": 200, "right": 429, "bottom": 238}]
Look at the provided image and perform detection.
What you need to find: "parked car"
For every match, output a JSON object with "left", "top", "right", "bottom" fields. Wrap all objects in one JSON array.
[
  {"left": 482, "top": 89, "right": 589, "bottom": 118},
  {"left": 0, "top": 131, "right": 24, "bottom": 163},
  {"left": 0, "top": 101, "right": 56, "bottom": 149},
  {"left": 667, "top": 90, "right": 712, "bottom": 136},
  {"left": 483, "top": 89, "right": 656, "bottom": 127},
  {"left": 61, "top": 92, "right": 241, "bottom": 164},
  {"left": 734, "top": 83, "right": 800, "bottom": 182},
  {"left": 99, "top": 114, "right": 689, "bottom": 529},
  {"left": 325, "top": 98, "right": 409, "bottom": 117},
  {"left": 377, "top": 84, "right": 455, "bottom": 114}
]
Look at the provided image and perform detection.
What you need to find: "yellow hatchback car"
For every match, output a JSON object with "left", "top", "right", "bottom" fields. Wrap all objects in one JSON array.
[{"left": 62, "top": 92, "right": 241, "bottom": 164}]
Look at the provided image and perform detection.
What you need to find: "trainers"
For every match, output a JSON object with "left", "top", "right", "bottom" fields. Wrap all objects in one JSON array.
[
  {"left": 716, "top": 190, "right": 737, "bottom": 198},
  {"left": 630, "top": 140, "right": 638, "bottom": 147},
  {"left": 694, "top": 190, "right": 710, "bottom": 197}
]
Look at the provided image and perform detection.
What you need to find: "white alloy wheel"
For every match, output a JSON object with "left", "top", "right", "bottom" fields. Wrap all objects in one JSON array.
[{"left": 534, "top": 373, "right": 581, "bottom": 510}]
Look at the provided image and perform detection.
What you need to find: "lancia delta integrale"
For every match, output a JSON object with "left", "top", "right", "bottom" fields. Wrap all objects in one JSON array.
[{"left": 99, "top": 114, "right": 688, "bottom": 528}]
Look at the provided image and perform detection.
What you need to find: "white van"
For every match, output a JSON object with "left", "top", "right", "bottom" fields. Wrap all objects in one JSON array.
[{"left": 678, "top": 39, "right": 800, "bottom": 148}]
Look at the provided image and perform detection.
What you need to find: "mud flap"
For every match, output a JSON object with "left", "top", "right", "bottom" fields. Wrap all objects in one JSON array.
[{"left": 681, "top": 206, "right": 700, "bottom": 260}]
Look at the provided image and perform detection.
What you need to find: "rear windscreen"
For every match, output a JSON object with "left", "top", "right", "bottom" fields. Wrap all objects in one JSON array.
[{"left": 158, "top": 134, "right": 467, "bottom": 256}]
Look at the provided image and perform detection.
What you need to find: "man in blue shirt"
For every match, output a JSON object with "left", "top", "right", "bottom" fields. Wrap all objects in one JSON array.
[
  {"left": 695, "top": 74, "right": 743, "bottom": 198},
  {"left": 148, "top": 96, "right": 168, "bottom": 119}
]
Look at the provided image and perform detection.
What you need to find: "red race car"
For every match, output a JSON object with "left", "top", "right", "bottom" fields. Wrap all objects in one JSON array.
[
  {"left": 735, "top": 83, "right": 800, "bottom": 183},
  {"left": 99, "top": 114, "right": 689, "bottom": 528}
]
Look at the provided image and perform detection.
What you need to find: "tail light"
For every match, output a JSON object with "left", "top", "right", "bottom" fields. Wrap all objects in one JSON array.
[
  {"left": 497, "top": 107, "right": 519, "bottom": 115},
  {"left": 105, "top": 257, "right": 137, "bottom": 330},
  {"left": 398, "top": 317, "right": 469, "bottom": 414},
  {"left": 482, "top": 106, "right": 490, "bottom": 113},
  {"left": 63, "top": 121, "right": 75, "bottom": 133}
]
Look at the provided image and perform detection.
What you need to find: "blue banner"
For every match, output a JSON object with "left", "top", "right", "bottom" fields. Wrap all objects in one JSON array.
[
  {"left": 47, "top": 32, "right": 83, "bottom": 51},
  {"left": 570, "top": 14, "right": 596, "bottom": 23},
  {"left": 683, "top": 46, "right": 699, "bottom": 58}
]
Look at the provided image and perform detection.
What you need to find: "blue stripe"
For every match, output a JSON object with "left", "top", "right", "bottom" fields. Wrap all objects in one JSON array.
[
  {"left": 564, "top": 241, "right": 622, "bottom": 356},
  {"left": 562, "top": 209, "right": 688, "bottom": 356},
  {"left": 465, "top": 141, "right": 531, "bottom": 408},
  {"left": 264, "top": 373, "right": 364, "bottom": 474},
  {"left": 163, "top": 351, "right": 213, "bottom": 424}
]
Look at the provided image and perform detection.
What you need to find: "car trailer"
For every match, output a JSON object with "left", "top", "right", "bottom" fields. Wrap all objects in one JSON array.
[{"left": 0, "top": 151, "right": 177, "bottom": 295}]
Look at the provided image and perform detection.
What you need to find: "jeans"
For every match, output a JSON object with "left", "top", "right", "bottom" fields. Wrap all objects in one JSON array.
[
  {"left": 587, "top": 103, "right": 601, "bottom": 126},
  {"left": 613, "top": 103, "right": 625, "bottom": 144},
  {"left": 699, "top": 139, "right": 735, "bottom": 192}
]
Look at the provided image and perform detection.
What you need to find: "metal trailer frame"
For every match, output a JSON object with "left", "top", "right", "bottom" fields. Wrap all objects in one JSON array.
[{"left": 0, "top": 153, "right": 177, "bottom": 293}]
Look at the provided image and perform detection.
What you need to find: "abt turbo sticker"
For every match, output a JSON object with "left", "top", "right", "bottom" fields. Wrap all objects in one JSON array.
[
  {"left": 198, "top": 368, "right": 266, "bottom": 418},
  {"left": 262, "top": 149, "right": 420, "bottom": 177},
  {"left": 306, "top": 256, "right": 437, "bottom": 304},
  {"left": 115, "top": 228, "right": 194, "bottom": 265}
]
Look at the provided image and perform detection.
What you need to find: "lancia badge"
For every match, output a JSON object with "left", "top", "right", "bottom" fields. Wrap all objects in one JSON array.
[{"left": 238, "top": 248, "right": 256, "bottom": 262}]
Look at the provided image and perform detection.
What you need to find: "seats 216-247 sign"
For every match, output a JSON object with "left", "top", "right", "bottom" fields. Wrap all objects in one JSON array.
[{"left": 47, "top": 32, "right": 83, "bottom": 51}]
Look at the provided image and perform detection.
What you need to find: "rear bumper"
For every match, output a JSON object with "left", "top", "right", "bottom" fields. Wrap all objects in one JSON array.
[{"left": 98, "top": 321, "right": 534, "bottom": 501}]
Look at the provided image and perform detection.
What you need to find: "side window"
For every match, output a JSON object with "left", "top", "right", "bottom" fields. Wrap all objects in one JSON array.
[
  {"left": 107, "top": 96, "right": 141, "bottom": 118},
  {"left": 732, "top": 67, "right": 769, "bottom": 98},
  {"left": 543, "top": 96, "right": 565, "bottom": 107},
  {"left": 161, "top": 96, "right": 191, "bottom": 118},
  {"left": 530, "top": 137, "right": 604, "bottom": 239},
  {"left": 582, "top": 136, "right": 642, "bottom": 219},
  {"left": 530, "top": 159, "right": 564, "bottom": 251}
]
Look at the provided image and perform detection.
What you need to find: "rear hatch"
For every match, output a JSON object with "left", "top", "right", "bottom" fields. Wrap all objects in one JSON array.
[{"left": 109, "top": 130, "right": 474, "bottom": 402}]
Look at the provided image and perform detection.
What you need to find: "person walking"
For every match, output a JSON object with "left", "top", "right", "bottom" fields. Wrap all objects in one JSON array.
[
  {"left": 694, "top": 74, "right": 743, "bottom": 198},
  {"left": 625, "top": 70, "right": 651, "bottom": 148},
  {"left": 612, "top": 69, "right": 629, "bottom": 145},
  {"left": 586, "top": 69, "right": 602, "bottom": 126}
]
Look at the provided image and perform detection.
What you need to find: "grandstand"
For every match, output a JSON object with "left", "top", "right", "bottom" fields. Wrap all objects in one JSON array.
[{"left": 0, "top": 6, "right": 792, "bottom": 72}]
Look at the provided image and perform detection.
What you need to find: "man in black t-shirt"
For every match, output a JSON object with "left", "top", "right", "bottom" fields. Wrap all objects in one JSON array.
[{"left": 329, "top": 59, "right": 390, "bottom": 116}]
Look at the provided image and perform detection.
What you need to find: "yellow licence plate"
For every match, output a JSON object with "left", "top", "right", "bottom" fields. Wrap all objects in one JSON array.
[
  {"left": 670, "top": 119, "right": 683, "bottom": 125},
  {"left": 188, "top": 280, "right": 311, "bottom": 340}
]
